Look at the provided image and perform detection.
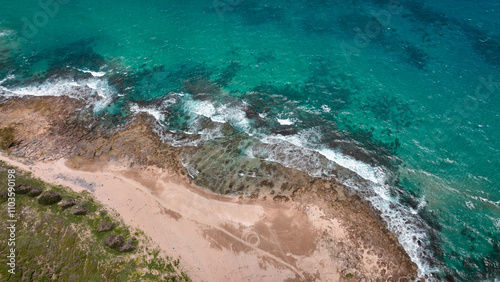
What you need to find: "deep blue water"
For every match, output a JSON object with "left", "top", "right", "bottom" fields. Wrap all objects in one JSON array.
[{"left": 1, "top": 0, "right": 499, "bottom": 280}]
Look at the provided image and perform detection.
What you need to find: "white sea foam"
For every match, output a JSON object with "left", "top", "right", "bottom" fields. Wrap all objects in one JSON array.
[
  {"left": 487, "top": 215, "right": 500, "bottom": 230},
  {"left": 466, "top": 201, "right": 475, "bottom": 209},
  {"left": 130, "top": 103, "right": 165, "bottom": 122},
  {"left": 261, "top": 131, "right": 386, "bottom": 185},
  {"left": 182, "top": 96, "right": 252, "bottom": 134},
  {"left": 184, "top": 99, "right": 216, "bottom": 118},
  {"left": 154, "top": 125, "right": 225, "bottom": 148},
  {"left": 213, "top": 104, "right": 251, "bottom": 133},
  {"left": 0, "top": 29, "right": 13, "bottom": 37},
  {"left": 0, "top": 76, "right": 117, "bottom": 113},
  {"left": 316, "top": 148, "right": 387, "bottom": 185},
  {"left": 469, "top": 195, "right": 500, "bottom": 207},
  {"left": 0, "top": 74, "right": 15, "bottom": 85},
  {"left": 1, "top": 78, "right": 84, "bottom": 99},
  {"left": 79, "top": 68, "right": 106, "bottom": 77},
  {"left": 276, "top": 118, "right": 294, "bottom": 125},
  {"left": 85, "top": 79, "right": 116, "bottom": 112}
]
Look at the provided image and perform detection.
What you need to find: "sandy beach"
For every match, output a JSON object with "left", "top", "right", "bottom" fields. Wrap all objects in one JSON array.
[{"left": 0, "top": 153, "right": 344, "bottom": 281}]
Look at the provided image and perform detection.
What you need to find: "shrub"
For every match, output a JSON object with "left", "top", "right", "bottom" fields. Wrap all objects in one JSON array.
[{"left": 0, "top": 127, "right": 15, "bottom": 150}]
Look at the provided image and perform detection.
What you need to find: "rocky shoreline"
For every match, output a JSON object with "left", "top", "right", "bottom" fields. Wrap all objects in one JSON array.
[{"left": 0, "top": 96, "right": 418, "bottom": 281}]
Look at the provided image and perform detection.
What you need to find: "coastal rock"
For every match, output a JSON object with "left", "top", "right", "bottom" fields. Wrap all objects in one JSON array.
[
  {"left": 273, "top": 195, "right": 290, "bottom": 203},
  {"left": 270, "top": 127, "right": 297, "bottom": 136},
  {"left": 27, "top": 186, "right": 43, "bottom": 197},
  {"left": 0, "top": 97, "right": 186, "bottom": 174},
  {"left": 0, "top": 190, "right": 8, "bottom": 202},
  {"left": 244, "top": 106, "right": 260, "bottom": 119},
  {"left": 59, "top": 198, "right": 77, "bottom": 209},
  {"left": 119, "top": 238, "right": 137, "bottom": 253},
  {"left": 38, "top": 191, "right": 62, "bottom": 205},
  {"left": 97, "top": 221, "right": 115, "bottom": 232},
  {"left": 71, "top": 205, "right": 89, "bottom": 215},
  {"left": 15, "top": 184, "right": 33, "bottom": 194},
  {"left": 104, "top": 235, "right": 125, "bottom": 250}
]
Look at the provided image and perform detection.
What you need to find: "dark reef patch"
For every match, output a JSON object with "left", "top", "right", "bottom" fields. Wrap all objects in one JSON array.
[
  {"left": 301, "top": 11, "right": 339, "bottom": 35},
  {"left": 255, "top": 50, "right": 276, "bottom": 65},
  {"left": 3, "top": 37, "right": 106, "bottom": 86},
  {"left": 401, "top": 0, "right": 500, "bottom": 68},
  {"left": 404, "top": 1, "right": 450, "bottom": 26},
  {"left": 165, "top": 62, "right": 214, "bottom": 90},
  {"left": 401, "top": 42, "right": 428, "bottom": 70},
  {"left": 108, "top": 71, "right": 135, "bottom": 95},
  {"left": 363, "top": 93, "right": 415, "bottom": 129},
  {"left": 0, "top": 43, "right": 15, "bottom": 79},
  {"left": 48, "top": 38, "right": 106, "bottom": 72},
  {"left": 183, "top": 78, "right": 221, "bottom": 97},
  {"left": 459, "top": 24, "right": 500, "bottom": 67},
  {"left": 252, "top": 83, "right": 304, "bottom": 102},
  {"left": 232, "top": 1, "right": 286, "bottom": 26},
  {"left": 303, "top": 57, "right": 355, "bottom": 110},
  {"left": 215, "top": 61, "right": 243, "bottom": 87}
]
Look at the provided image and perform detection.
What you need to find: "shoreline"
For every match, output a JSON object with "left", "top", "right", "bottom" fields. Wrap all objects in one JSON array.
[{"left": 0, "top": 95, "right": 418, "bottom": 281}]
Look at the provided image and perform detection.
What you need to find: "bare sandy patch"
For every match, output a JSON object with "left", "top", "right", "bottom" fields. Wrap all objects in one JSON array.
[{"left": 0, "top": 153, "right": 350, "bottom": 281}]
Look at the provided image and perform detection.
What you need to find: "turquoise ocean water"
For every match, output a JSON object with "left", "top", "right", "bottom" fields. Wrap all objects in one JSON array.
[{"left": 1, "top": 0, "right": 499, "bottom": 280}]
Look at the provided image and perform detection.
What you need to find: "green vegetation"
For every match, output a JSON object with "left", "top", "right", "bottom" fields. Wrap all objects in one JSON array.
[
  {"left": 0, "top": 161, "right": 190, "bottom": 281},
  {"left": 345, "top": 273, "right": 354, "bottom": 278},
  {"left": 0, "top": 127, "right": 15, "bottom": 150}
]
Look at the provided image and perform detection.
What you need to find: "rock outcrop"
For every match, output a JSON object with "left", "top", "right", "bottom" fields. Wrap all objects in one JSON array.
[
  {"left": 27, "top": 186, "right": 43, "bottom": 197},
  {"left": 119, "top": 239, "right": 137, "bottom": 253},
  {"left": 104, "top": 235, "right": 125, "bottom": 250},
  {"left": 0, "top": 190, "right": 8, "bottom": 202},
  {"left": 71, "top": 205, "right": 89, "bottom": 215},
  {"left": 15, "top": 184, "right": 33, "bottom": 194},
  {"left": 38, "top": 191, "right": 62, "bottom": 205},
  {"left": 59, "top": 198, "right": 77, "bottom": 209},
  {"left": 97, "top": 221, "right": 115, "bottom": 232}
]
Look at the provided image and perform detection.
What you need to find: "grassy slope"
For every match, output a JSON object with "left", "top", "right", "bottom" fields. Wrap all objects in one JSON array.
[{"left": 0, "top": 161, "right": 190, "bottom": 281}]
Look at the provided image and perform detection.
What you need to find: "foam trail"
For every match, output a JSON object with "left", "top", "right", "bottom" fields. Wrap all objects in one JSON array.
[
  {"left": 0, "top": 74, "right": 15, "bottom": 85},
  {"left": 85, "top": 79, "right": 116, "bottom": 112},
  {"left": 262, "top": 133, "right": 386, "bottom": 184},
  {"left": 316, "top": 148, "right": 386, "bottom": 185},
  {"left": 130, "top": 103, "right": 165, "bottom": 122},
  {"left": 0, "top": 76, "right": 117, "bottom": 113},
  {"left": 184, "top": 99, "right": 216, "bottom": 118},
  {"left": 276, "top": 118, "right": 295, "bottom": 125},
  {"left": 182, "top": 96, "right": 252, "bottom": 134},
  {"left": 0, "top": 29, "right": 13, "bottom": 37},
  {"left": 79, "top": 68, "right": 106, "bottom": 77}
]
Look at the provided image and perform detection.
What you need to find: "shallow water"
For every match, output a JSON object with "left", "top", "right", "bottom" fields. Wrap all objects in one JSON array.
[{"left": 1, "top": 0, "right": 499, "bottom": 280}]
